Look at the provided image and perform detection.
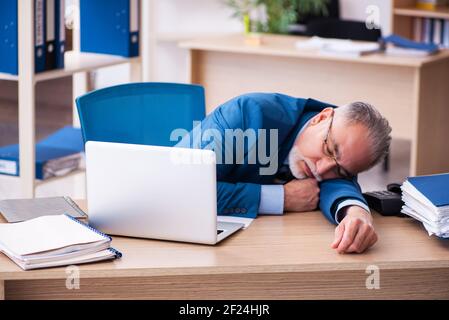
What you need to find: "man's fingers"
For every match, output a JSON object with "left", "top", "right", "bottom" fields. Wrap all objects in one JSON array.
[
  {"left": 347, "top": 227, "right": 378, "bottom": 254},
  {"left": 359, "top": 229, "right": 377, "bottom": 252},
  {"left": 337, "top": 220, "right": 359, "bottom": 253},
  {"left": 331, "top": 223, "right": 345, "bottom": 248},
  {"left": 369, "top": 231, "right": 378, "bottom": 247},
  {"left": 347, "top": 224, "right": 372, "bottom": 253}
]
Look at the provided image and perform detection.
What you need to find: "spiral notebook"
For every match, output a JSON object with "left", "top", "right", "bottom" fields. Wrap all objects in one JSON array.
[
  {"left": 0, "top": 214, "right": 122, "bottom": 270},
  {"left": 0, "top": 196, "right": 88, "bottom": 223}
]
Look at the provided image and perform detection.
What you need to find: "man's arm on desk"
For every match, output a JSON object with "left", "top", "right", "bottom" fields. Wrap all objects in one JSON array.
[
  {"left": 259, "top": 178, "right": 377, "bottom": 253},
  {"left": 319, "top": 178, "right": 378, "bottom": 254}
]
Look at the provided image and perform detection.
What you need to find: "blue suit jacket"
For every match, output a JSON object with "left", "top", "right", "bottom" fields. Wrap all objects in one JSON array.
[{"left": 176, "top": 93, "right": 368, "bottom": 225}]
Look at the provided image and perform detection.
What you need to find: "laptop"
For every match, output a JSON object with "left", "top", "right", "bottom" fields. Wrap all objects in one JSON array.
[{"left": 85, "top": 141, "right": 244, "bottom": 245}]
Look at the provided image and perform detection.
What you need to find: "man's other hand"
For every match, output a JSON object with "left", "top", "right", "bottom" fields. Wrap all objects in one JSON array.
[
  {"left": 331, "top": 206, "right": 378, "bottom": 254},
  {"left": 283, "top": 178, "right": 319, "bottom": 212}
]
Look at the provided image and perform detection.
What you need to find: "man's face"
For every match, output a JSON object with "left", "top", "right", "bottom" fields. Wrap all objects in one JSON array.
[{"left": 289, "top": 108, "right": 373, "bottom": 181}]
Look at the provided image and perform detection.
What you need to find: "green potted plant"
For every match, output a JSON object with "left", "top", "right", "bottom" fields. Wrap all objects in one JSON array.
[{"left": 224, "top": 0, "right": 329, "bottom": 34}]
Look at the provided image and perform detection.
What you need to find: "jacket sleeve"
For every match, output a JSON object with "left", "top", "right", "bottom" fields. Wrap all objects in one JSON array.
[
  {"left": 175, "top": 95, "right": 265, "bottom": 219},
  {"left": 217, "top": 182, "right": 261, "bottom": 218},
  {"left": 318, "top": 177, "right": 369, "bottom": 225}
]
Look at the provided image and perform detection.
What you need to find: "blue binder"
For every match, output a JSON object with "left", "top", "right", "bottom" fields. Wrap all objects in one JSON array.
[
  {"left": 0, "top": 0, "right": 18, "bottom": 75},
  {"left": 408, "top": 173, "right": 449, "bottom": 208},
  {"left": 44, "top": 0, "right": 65, "bottom": 70},
  {"left": 0, "top": 0, "right": 55, "bottom": 75},
  {"left": 0, "top": 126, "right": 84, "bottom": 180},
  {"left": 35, "top": 0, "right": 47, "bottom": 73},
  {"left": 382, "top": 34, "right": 439, "bottom": 53},
  {"left": 45, "top": 0, "right": 56, "bottom": 70},
  {"left": 55, "top": 0, "right": 65, "bottom": 69},
  {"left": 80, "top": 0, "right": 140, "bottom": 57}
]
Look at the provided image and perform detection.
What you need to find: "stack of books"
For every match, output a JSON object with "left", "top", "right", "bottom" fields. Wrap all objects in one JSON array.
[
  {"left": 412, "top": 17, "right": 449, "bottom": 48},
  {"left": 413, "top": 0, "right": 449, "bottom": 48},
  {"left": 0, "top": 126, "right": 84, "bottom": 180},
  {"left": 0, "top": 214, "right": 121, "bottom": 270},
  {"left": 401, "top": 173, "right": 449, "bottom": 238}
]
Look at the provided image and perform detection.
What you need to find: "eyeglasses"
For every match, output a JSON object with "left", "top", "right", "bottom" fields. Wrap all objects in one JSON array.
[{"left": 322, "top": 113, "right": 355, "bottom": 180}]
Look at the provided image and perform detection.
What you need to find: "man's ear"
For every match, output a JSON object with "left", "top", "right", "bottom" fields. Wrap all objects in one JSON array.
[{"left": 309, "top": 107, "right": 334, "bottom": 125}]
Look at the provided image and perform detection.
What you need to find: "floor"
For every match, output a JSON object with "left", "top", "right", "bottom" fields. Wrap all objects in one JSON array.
[{"left": 0, "top": 78, "right": 410, "bottom": 200}]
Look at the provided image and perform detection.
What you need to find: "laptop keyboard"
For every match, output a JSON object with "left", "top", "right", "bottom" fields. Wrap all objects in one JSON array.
[{"left": 217, "top": 230, "right": 224, "bottom": 235}]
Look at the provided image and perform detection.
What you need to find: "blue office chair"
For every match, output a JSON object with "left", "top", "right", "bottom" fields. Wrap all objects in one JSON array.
[{"left": 75, "top": 82, "right": 205, "bottom": 147}]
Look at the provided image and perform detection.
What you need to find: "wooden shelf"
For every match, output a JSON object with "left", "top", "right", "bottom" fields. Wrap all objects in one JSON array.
[
  {"left": 35, "top": 169, "right": 85, "bottom": 187},
  {"left": 0, "top": 169, "right": 85, "bottom": 188},
  {"left": 394, "top": 6, "right": 449, "bottom": 19},
  {"left": 0, "top": 51, "right": 140, "bottom": 82},
  {"left": 155, "top": 32, "right": 232, "bottom": 43}
]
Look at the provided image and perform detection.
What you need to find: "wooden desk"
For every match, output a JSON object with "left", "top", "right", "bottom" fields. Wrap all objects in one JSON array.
[
  {"left": 1, "top": 200, "right": 449, "bottom": 300},
  {"left": 180, "top": 34, "right": 449, "bottom": 176}
]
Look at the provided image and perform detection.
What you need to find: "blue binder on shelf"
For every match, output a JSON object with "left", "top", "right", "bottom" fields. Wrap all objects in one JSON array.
[
  {"left": 0, "top": 126, "right": 84, "bottom": 180},
  {"left": 35, "top": 0, "right": 47, "bottom": 73},
  {"left": 45, "top": 0, "right": 56, "bottom": 70},
  {"left": 0, "top": 0, "right": 19, "bottom": 75},
  {"left": 80, "top": 0, "right": 140, "bottom": 57},
  {"left": 55, "top": 0, "right": 66, "bottom": 69},
  {"left": 45, "top": 0, "right": 65, "bottom": 70},
  {"left": 0, "top": 0, "right": 49, "bottom": 75}
]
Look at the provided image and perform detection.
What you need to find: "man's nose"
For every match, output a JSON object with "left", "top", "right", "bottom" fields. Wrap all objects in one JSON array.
[{"left": 316, "top": 157, "right": 337, "bottom": 177}]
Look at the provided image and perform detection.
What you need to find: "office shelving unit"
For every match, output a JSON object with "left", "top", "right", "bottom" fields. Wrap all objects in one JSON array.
[
  {"left": 0, "top": 0, "right": 149, "bottom": 198},
  {"left": 392, "top": 0, "right": 449, "bottom": 39}
]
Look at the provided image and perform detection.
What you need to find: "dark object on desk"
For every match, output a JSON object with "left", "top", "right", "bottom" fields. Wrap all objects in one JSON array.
[
  {"left": 363, "top": 183, "right": 406, "bottom": 217},
  {"left": 289, "top": 0, "right": 340, "bottom": 35},
  {"left": 306, "top": 19, "right": 382, "bottom": 42}
]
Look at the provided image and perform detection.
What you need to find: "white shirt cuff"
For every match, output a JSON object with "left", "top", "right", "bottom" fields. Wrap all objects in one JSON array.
[
  {"left": 259, "top": 185, "right": 284, "bottom": 215},
  {"left": 335, "top": 199, "right": 371, "bottom": 224}
]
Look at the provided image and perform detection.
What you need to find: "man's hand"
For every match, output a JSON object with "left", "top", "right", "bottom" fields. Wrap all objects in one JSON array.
[
  {"left": 331, "top": 206, "right": 378, "bottom": 254},
  {"left": 284, "top": 178, "right": 319, "bottom": 212}
]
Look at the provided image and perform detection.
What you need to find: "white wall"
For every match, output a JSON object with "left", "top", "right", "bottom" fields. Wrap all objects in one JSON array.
[
  {"left": 340, "top": 0, "right": 392, "bottom": 35},
  {"left": 95, "top": 0, "right": 393, "bottom": 87}
]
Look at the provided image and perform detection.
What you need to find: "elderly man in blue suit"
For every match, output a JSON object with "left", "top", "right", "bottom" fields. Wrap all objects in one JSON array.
[{"left": 176, "top": 93, "right": 391, "bottom": 254}]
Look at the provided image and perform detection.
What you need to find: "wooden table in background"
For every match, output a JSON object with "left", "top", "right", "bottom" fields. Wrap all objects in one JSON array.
[
  {"left": 1, "top": 200, "right": 449, "bottom": 300},
  {"left": 180, "top": 34, "right": 449, "bottom": 176}
]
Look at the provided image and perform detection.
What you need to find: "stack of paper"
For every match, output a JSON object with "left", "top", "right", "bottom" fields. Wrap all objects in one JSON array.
[
  {"left": 295, "top": 36, "right": 381, "bottom": 57},
  {"left": 0, "top": 126, "right": 85, "bottom": 180},
  {"left": 0, "top": 214, "right": 121, "bottom": 270},
  {"left": 320, "top": 41, "right": 381, "bottom": 57},
  {"left": 401, "top": 173, "right": 449, "bottom": 238}
]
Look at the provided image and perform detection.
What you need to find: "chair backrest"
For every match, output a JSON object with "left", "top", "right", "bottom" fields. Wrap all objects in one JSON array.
[
  {"left": 76, "top": 82, "right": 205, "bottom": 147},
  {"left": 306, "top": 19, "right": 382, "bottom": 42}
]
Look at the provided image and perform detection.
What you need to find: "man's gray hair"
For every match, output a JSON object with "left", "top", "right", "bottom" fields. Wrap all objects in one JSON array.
[{"left": 338, "top": 101, "right": 392, "bottom": 169}]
